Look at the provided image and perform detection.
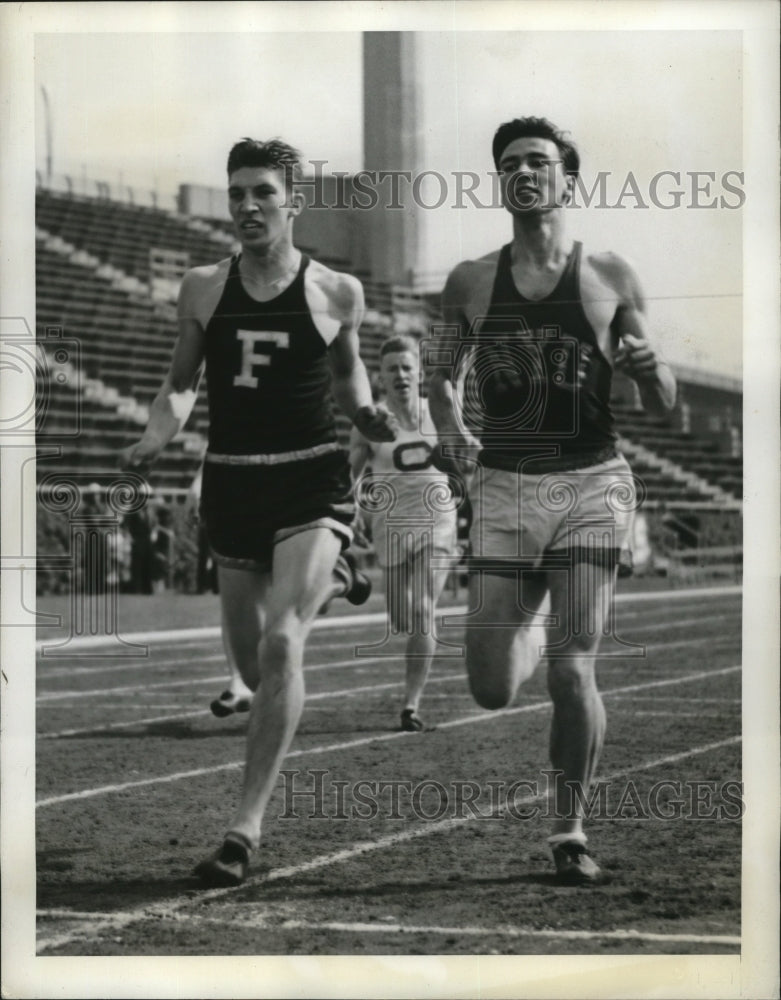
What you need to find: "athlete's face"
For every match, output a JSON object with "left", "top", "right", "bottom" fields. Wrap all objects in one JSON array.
[
  {"left": 227, "top": 166, "right": 302, "bottom": 250},
  {"left": 379, "top": 351, "right": 420, "bottom": 408},
  {"left": 497, "top": 137, "right": 572, "bottom": 216}
]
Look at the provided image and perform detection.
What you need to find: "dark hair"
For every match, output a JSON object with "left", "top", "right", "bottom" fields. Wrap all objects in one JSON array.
[
  {"left": 227, "top": 138, "right": 302, "bottom": 190},
  {"left": 379, "top": 335, "right": 419, "bottom": 359},
  {"left": 492, "top": 117, "right": 579, "bottom": 178}
]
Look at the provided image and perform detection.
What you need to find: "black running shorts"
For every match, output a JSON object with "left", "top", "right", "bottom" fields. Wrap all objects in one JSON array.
[{"left": 201, "top": 449, "right": 355, "bottom": 572}]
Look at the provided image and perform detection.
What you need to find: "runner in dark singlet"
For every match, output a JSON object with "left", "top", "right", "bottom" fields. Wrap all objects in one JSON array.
[
  {"left": 199, "top": 250, "right": 357, "bottom": 572},
  {"left": 121, "top": 138, "right": 397, "bottom": 887},
  {"left": 475, "top": 239, "right": 617, "bottom": 471},
  {"left": 429, "top": 117, "right": 676, "bottom": 884},
  {"left": 200, "top": 250, "right": 361, "bottom": 717}
]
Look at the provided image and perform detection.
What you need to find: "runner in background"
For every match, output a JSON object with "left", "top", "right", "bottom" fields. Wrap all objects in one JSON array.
[{"left": 351, "top": 335, "right": 460, "bottom": 732}]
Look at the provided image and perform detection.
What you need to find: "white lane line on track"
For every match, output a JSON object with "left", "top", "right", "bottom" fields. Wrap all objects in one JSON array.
[
  {"left": 245, "top": 735, "right": 745, "bottom": 883},
  {"left": 35, "top": 907, "right": 740, "bottom": 949},
  {"left": 629, "top": 711, "right": 732, "bottom": 718},
  {"left": 38, "top": 636, "right": 384, "bottom": 680},
  {"left": 36, "top": 625, "right": 741, "bottom": 738},
  {"left": 243, "top": 919, "right": 740, "bottom": 948},
  {"left": 35, "top": 733, "right": 741, "bottom": 954},
  {"left": 36, "top": 608, "right": 742, "bottom": 683},
  {"left": 37, "top": 670, "right": 472, "bottom": 740},
  {"left": 613, "top": 613, "right": 740, "bottom": 633},
  {"left": 40, "top": 652, "right": 228, "bottom": 681},
  {"left": 268, "top": 919, "right": 740, "bottom": 947},
  {"left": 432, "top": 665, "right": 741, "bottom": 731},
  {"left": 36, "top": 703, "right": 199, "bottom": 711},
  {"left": 35, "top": 664, "right": 740, "bottom": 806},
  {"left": 35, "top": 618, "right": 741, "bottom": 704},
  {"left": 638, "top": 635, "right": 740, "bottom": 653},
  {"left": 34, "top": 584, "right": 742, "bottom": 654},
  {"left": 39, "top": 710, "right": 217, "bottom": 736},
  {"left": 36, "top": 672, "right": 244, "bottom": 702},
  {"left": 611, "top": 696, "right": 741, "bottom": 704},
  {"left": 36, "top": 654, "right": 408, "bottom": 702}
]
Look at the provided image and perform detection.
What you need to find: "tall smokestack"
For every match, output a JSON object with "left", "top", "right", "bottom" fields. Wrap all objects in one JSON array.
[{"left": 41, "top": 85, "right": 53, "bottom": 182}]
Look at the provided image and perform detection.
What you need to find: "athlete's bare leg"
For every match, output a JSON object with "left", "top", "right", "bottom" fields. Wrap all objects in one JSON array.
[
  {"left": 544, "top": 560, "right": 615, "bottom": 841},
  {"left": 386, "top": 549, "right": 454, "bottom": 720},
  {"left": 226, "top": 527, "right": 343, "bottom": 848},
  {"left": 462, "top": 561, "right": 610, "bottom": 881},
  {"left": 217, "top": 565, "right": 268, "bottom": 694},
  {"left": 463, "top": 570, "right": 551, "bottom": 709}
]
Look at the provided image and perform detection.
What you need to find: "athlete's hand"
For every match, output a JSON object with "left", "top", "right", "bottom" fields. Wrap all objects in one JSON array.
[
  {"left": 614, "top": 334, "right": 661, "bottom": 379},
  {"left": 354, "top": 404, "right": 398, "bottom": 443},
  {"left": 118, "top": 439, "right": 161, "bottom": 470}
]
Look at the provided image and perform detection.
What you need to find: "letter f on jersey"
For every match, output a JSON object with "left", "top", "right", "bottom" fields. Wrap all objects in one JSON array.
[{"left": 233, "top": 330, "right": 290, "bottom": 388}]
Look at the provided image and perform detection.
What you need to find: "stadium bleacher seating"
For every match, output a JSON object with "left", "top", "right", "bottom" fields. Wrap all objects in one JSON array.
[
  {"left": 613, "top": 403, "right": 742, "bottom": 501},
  {"left": 36, "top": 189, "right": 233, "bottom": 284},
  {"left": 36, "top": 186, "right": 743, "bottom": 515}
]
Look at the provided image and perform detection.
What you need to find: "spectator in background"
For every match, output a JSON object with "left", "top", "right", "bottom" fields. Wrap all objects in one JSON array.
[
  {"left": 124, "top": 500, "right": 154, "bottom": 595},
  {"left": 117, "top": 521, "right": 133, "bottom": 592},
  {"left": 79, "top": 483, "right": 108, "bottom": 595},
  {"left": 106, "top": 518, "right": 133, "bottom": 594},
  {"left": 187, "top": 466, "right": 219, "bottom": 594},
  {"left": 151, "top": 503, "right": 175, "bottom": 593}
]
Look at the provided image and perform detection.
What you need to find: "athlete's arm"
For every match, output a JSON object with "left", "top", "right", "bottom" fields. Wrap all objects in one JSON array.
[
  {"left": 327, "top": 275, "right": 397, "bottom": 443},
  {"left": 119, "top": 269, "right": 206, "bottom": 468},
  {"left": 347, "top": 424, "right": 374, "bottom": 547},
  {"left": 610, "top": 257, "right": 677, "bottom": 416},
  {"left": 429, "top": 264, "right": 481, "bottom": 473},
  {"left": 348, "top": 424, "right": 373, "bottom": 480}
]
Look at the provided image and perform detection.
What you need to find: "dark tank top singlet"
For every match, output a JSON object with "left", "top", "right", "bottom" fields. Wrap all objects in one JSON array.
[
  {"left": 466, "top": 241, "right": 617, "bottom": 472},
  {"left": 203, "top": 254, "right": 337, "bottom": 456}
]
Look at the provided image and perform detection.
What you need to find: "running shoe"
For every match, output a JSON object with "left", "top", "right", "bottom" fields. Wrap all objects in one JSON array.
[
  {"left": 192, "top": 834, "right": 251, "bottom": 887},
  {"left": 551, "top": 841, "right": 602, "bottom": 885},
  {"left": 210, "top": 689, "right": 252, "bottom": 718},
  {"left": 319, "top": 551, "right": 372, "bottom": 614},
  {"left": 400, "top": 708, "right": 424, "bottom": 732}
]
